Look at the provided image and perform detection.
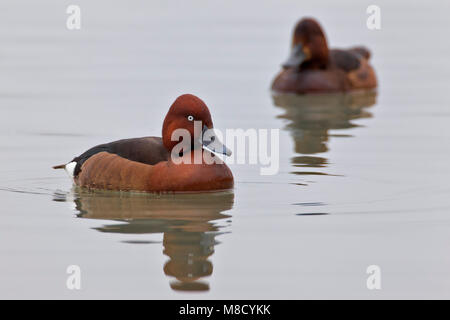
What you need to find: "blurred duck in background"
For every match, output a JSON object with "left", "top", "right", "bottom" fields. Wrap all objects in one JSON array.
[{"left": 272, "top": 18, "right": 377, "bottom": 94}]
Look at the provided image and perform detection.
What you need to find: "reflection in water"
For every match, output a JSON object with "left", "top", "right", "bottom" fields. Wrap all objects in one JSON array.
[
  {"left": 272, "top": 91, "right": 377, "bottom": 177},
  {"left": 66, "top": 188, "right": 234, "bottom": 292}
]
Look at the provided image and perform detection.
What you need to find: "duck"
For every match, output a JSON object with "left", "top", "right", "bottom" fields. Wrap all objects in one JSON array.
[
  {"left": 271, "top": 18, "right": 377, "bottom": 94},
  {"left": 53, "top": 94, "right": 234, "bottom": 193}
]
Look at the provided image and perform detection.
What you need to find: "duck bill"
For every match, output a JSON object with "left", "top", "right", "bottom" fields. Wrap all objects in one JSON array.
[
  {"left": 282, "top": 43, "right": 305, "bottom": 68},
  {"left": 202, "top": 125, "right": 232, "bottom": 156}
]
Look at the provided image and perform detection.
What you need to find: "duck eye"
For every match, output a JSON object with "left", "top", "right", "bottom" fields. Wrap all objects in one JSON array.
[{"left": 187, "top": 115, "right": 194, "bottom": 121}]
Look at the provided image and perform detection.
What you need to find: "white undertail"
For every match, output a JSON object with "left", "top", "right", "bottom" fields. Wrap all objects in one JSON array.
[{"left": 64, "top": 162, "right": 77, "bottom": 180}]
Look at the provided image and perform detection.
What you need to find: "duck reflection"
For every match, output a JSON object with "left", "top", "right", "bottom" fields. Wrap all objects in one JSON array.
[
  {"left": 272, "top": 91, "right": 377, "bottom": 176},
  {"left": 68, "top": 189, "right": 233, "bottom": 292}
]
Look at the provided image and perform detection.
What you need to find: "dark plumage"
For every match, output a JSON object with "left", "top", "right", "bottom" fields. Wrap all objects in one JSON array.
[
  {"left": 329, "top": 49, "right": 361, "bottom": 72},
  {"left": 70, "top": 137, "right": 168, "bottom": 177}
]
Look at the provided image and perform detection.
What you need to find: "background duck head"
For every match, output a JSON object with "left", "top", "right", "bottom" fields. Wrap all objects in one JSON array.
[{"left": 283, "top": 18, "right": 329, "bottom": 70}]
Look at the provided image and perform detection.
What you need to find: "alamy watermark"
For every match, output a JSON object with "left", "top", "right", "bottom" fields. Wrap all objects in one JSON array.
[
  {"left": 66, "top": 265, "right": 81, "bottom": 290},
  {"left": 66, "top": 5, "right": 81, "bottom": 30},
  {"left": 366, "top": 265, "right": 381, "bottom": 290},
  {"left": 170, "top": 121, "right": 279, "bottom": 175},
  {"left": 366, "top": 5, "right": 381, "bottom": 30}
]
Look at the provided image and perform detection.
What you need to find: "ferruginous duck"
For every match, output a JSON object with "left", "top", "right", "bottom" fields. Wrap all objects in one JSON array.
[
  {"left": 53, "top": 94, "right": 234, "bottom": 193},
  {"left": 272, "top": 18, "right": 377, "bottom": 94}
]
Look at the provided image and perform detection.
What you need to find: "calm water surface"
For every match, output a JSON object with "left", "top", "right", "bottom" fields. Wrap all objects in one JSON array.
[{"left": 1, "top": 0, "right": 450, "bottom": 298}]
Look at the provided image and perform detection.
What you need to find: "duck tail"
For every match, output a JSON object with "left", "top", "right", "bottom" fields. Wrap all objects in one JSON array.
[{"left": 53, "top": 161, "right": 77, "bottom": 179}]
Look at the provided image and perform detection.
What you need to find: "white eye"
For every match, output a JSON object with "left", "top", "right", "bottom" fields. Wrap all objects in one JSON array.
[{"left": 187, "top": 115, "right": 194, "bottom": 121}]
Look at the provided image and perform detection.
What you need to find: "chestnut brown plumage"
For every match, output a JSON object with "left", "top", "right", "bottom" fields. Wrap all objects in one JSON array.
[
  {"left": 272, "top": 18, "right": 377, "bottom": 94},
  {"left": 54, "top": 94, "right": 234, "bottom": 193}
]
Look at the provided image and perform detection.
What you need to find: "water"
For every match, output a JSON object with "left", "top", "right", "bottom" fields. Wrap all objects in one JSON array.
[{"left": 1, "top": 0, "right": 450, "bottom": 299}]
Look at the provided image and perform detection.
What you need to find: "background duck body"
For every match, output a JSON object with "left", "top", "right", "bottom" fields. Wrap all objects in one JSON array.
[
  {"left": 272, "top": 18, "right": 377, "bottom": 94},
  {"left": 329, "top": 48, "right": 377, "bottom": 90},
  {"left": 272, "top": 65, "right": 350, "bottom": 94}
]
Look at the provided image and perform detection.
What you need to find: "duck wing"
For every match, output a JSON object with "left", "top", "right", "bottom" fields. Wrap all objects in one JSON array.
[
  {"left": 329, "top": 49, "right": 362, "bottom": 72},
  {"left": 57, "top": 137, "right": 169, "bottom": 177},
  {"left": 348, "top": 46, "right": 371, "bottom": 60},
  {"left": 330, "top": 47, "right": 377, "bottom": 90}
]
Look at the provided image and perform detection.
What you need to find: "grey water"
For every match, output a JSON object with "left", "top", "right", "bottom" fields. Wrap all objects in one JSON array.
[{"left": 1, "top": 0, "right": 450, "bottom": 299}]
